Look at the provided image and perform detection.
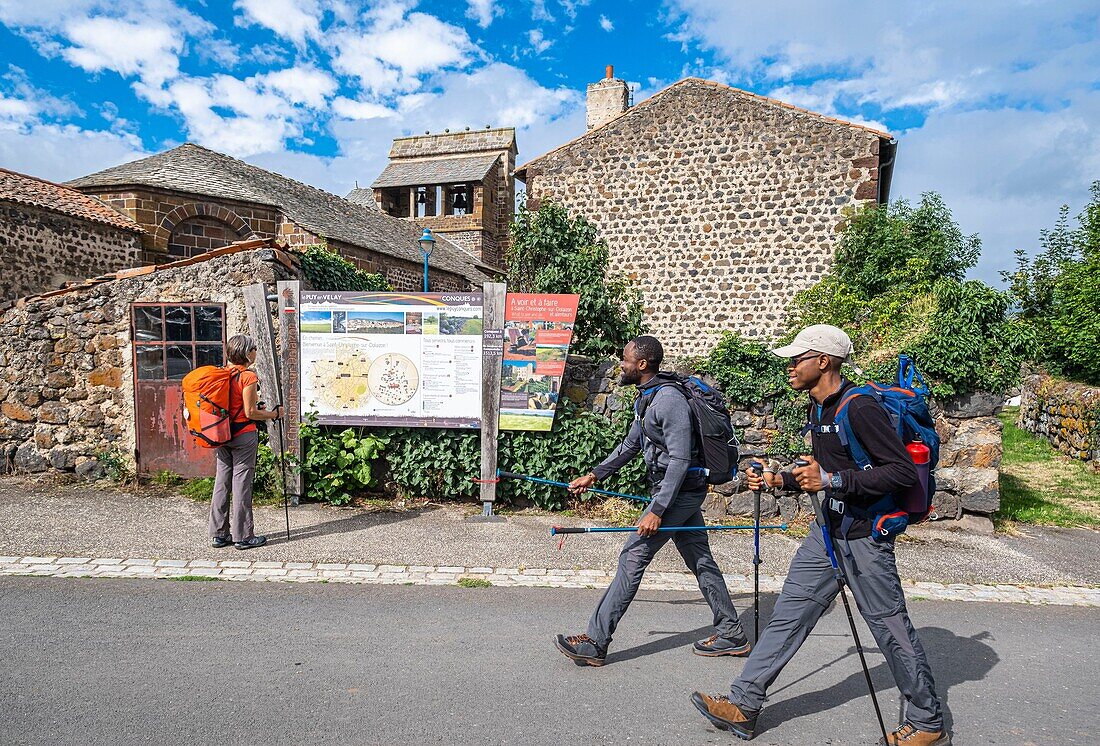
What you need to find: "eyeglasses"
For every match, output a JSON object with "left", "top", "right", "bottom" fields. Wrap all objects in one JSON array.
[{"left": 787, "top": 352, "right": 820, "bottom": 368}]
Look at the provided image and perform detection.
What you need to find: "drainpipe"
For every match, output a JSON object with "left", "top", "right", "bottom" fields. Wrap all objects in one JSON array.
[{"left": 877, "top": 138, "right": 898, "bottom": 205}]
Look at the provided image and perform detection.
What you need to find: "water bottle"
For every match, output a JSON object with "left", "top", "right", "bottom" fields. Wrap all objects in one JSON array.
[{"left": 903, "top": 441, "right": 931, "bottom": 513}]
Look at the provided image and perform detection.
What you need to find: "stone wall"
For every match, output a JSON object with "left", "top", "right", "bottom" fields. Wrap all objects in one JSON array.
[
  {"left": 0, "top": 201, "right": 143, "bottom": 302},
  {"left": 0, "top": 247, "right": 298, "bottom": 477},
  {"left": 521, "top": 78, "right": 887, "bottom": 357},
  {"left": 1019, "top": 371, "right": 1100, "bottom": 466},
  {"left": 562, "top": 356, "right": 1004, "bottom": 521}
]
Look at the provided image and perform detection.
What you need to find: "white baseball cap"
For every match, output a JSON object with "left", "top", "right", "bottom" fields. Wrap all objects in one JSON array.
[{"left": 771, "top": 324, "right": 856, "bottom": 363}]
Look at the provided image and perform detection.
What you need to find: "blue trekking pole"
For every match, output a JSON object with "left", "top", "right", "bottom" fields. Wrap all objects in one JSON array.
[
  {"left": 497, "top": 469, "right": 652, "bottom": 504},
  {"left": 796, "top": 458, "right": 889, "bottom": 744},
  {"left": 550, "top": 523, "right": 788, "bottom": 536},
  {"left": 750, "top": 461, "right": 764, "bottom": 642}
]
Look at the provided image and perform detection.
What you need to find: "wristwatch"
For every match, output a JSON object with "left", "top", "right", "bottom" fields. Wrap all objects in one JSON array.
[{"left": 828, "top": 472, "right": 844, "bottom": 492}]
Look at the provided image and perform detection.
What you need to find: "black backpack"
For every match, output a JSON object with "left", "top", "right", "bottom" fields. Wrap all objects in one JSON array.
[{"left": 637, "top": 373, "right": 740, "bottom": 485}]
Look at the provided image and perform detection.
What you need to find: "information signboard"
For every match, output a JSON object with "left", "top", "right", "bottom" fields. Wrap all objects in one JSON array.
[{"left": 300, "top": 291, "right": 483, "bottom": 428}]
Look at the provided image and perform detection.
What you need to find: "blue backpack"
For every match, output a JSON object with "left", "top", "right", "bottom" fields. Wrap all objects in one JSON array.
[{"left": 816, "top": 355, "right": 940, "bottom": 537}]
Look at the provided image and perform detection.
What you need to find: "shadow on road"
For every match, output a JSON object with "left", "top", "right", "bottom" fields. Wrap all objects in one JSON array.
[
  {"left": 608, "top": 625, "right": 715, "bottom": 664},
  {"left": 263, "top": 505, "right": 437, "bottom": 546},
  {"left": 757, "top": 628, "right": 999, "bottom": 737}
]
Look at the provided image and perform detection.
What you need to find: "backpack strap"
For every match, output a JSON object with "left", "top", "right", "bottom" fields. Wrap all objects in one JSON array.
[{"left": 635, "top": 379, "right": 705, "bottom": 474}]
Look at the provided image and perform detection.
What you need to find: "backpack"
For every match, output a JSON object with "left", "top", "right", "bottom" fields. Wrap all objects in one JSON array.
[
  {"left": 815, "top": 354, "right": 940, "bottom": 535},
  {"left": 181, "top": 366, "right": 242, "bottom": 448},
  {"left": 637, "top": 373, "right": 740, "bottom": 485}
]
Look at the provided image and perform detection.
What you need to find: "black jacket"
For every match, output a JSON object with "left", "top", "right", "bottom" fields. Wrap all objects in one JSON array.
[{"left": 782, "top": 379, "right": 918, "bottom": 538}]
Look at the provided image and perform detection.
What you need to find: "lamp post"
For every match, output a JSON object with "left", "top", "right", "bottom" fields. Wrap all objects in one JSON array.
[{"left": 418, "top": 227, "right": 435, "bottom": 292}]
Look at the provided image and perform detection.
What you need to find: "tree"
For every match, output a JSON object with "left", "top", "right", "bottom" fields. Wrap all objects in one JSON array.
[{"left": 507, "top": 201, "right": 643, "bottom": 358}]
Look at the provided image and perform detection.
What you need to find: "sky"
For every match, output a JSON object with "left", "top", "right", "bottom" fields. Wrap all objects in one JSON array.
[{"left": 1, "top": 0, "right": 1097, "bottom": 283}]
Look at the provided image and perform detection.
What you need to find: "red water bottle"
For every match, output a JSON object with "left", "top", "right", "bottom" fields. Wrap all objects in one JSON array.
[{"left": 903, "top": 441, "right": 931, "bottom": 513}]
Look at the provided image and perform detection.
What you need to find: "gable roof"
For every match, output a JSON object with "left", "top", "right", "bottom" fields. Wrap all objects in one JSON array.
[
  {"left": 66, "top": 143, "right": 490, "bottom": 283},
  {"left": 0, "top": 167, "right": 143, "bottom": 233},
  {"left": 389, "top": 127, "right": 516, "bottom": 159},
  {"left": 371, "top": 152, "right": 500, "bottom": 189},
  {"left": 516, "top": 77, "right": 892, "bottom": 178},
  {"left": 345, "top": 187, "right": 378, "bottom": 208}
]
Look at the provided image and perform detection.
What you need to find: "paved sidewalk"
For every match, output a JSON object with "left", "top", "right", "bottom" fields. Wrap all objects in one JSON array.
[{"left": 2, "top": 476, "right": 1099, "bottom": 603}]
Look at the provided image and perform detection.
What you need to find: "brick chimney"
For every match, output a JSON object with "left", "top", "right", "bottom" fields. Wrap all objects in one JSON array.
[{"left": 586, "top": 65, "right": 629, "bottom": 130}]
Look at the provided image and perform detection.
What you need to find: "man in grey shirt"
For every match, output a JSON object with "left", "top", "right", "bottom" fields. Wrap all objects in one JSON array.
[{"left": 555, "top": 336, "right": 748, "bottom": 666}]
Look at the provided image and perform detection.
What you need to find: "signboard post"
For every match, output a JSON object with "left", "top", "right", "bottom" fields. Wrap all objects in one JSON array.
[
  {"left": 478, "top": 283, "right": 506, "bottom": 518},
  {"left": 277, "top": 281, "right": 302, "bottom": 504}
]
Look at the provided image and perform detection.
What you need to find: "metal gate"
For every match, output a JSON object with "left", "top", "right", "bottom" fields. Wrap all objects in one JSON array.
[{"left": 131, "top": 303, "right": 226, "bottom": 477}]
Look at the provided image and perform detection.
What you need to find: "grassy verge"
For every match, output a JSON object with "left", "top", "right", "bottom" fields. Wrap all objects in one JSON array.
[{"left": 996, "top": 407, "right": 1100, "bottom": 530}]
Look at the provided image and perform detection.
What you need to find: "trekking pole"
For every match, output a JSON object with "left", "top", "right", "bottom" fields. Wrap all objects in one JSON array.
[
  {"left": 750, "top": 461, "right": 764, "bottom": 642},
  {"left": 550, "top": 523, "right": 788, "bottom": 535},
  {"left": 273, "top": 409, "right": 291, "bottom": 542},
  {"left": 497, "top": 469, "right": 652, "bottom": 504},
  {"left": 797, "top": 458, "right": 889, "bottom": 744}
]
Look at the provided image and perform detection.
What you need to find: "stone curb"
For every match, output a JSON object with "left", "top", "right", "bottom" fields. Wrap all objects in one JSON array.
[{"left": 0, "top": 556, "right": 1097, "bottom": 606}]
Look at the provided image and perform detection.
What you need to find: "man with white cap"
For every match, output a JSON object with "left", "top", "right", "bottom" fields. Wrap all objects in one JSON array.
[{"left": 690, "top": 325, "right": 948, "bottom": 745}]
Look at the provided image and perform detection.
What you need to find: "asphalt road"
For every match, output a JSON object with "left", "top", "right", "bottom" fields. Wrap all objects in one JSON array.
[{"left": 0, "top": 577, "right": 1094, "bottom": 745}]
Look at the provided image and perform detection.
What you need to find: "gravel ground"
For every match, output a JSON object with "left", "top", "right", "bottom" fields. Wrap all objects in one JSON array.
[{"left": 1, "top": 476, "right": 1098, "bottom": 586}]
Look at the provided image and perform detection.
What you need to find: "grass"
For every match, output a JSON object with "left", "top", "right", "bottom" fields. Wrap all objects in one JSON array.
[
  {"left": 457, "top": 577, "right": 492, "bottom": 588},
  {"left": 165, "top": 575, "right": 222, "bottom": 582},
  {"left": 995, "top": 407, "right": 1100, "bottom": 530}
]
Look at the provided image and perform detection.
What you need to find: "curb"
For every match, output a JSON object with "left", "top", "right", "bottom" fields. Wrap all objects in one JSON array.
[{"left": 2, "top": 556, "right": 1098, "bottom": 606}]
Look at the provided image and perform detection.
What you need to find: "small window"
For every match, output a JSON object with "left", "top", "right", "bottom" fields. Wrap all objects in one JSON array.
[{"left": 131, "top": 304, "right": 225, "bottom": 381}]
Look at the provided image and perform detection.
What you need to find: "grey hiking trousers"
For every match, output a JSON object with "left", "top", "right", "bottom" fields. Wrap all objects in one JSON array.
[
  {"left": 729, "top": 525, "right": 944, "bottom": 731},
  {"left": 209, "top": 430, "right": 259, "bottom": 542},
  {"left": 586, "top": 490, "right": 746, "bottom": 650}
]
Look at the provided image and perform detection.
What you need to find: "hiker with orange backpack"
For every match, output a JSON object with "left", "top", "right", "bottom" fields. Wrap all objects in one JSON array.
[
  {"left": 691, "top": 325, "right": 949, "bottom": 745},
  {"left": 184, "top": 334, "right": 282, "bottom": 551}
]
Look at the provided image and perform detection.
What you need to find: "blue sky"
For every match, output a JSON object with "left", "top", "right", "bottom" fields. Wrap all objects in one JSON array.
[{"left": 1, "top": 0, "right": 1097, "bottom": 282}]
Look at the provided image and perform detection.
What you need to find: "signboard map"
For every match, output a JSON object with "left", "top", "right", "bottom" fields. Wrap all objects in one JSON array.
[
  {"left": 300, "top": 292, "right": 483, "bottom": 428},
  {"left": 499, "top": 293, "right": 580, "bottom": 431}
]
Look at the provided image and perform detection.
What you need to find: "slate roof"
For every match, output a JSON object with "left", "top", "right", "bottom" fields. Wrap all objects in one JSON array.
[
  {"left": 517, "top": 77, "right": 893, "bottom": 178},
  {"left": 371, "top": 153, "right": 500, "bottom": 189},
  {"left": 67, "top": 144, "right": 490, "bottom": 283},
  {"left": 345, "top": 188, "right": 378, "bottom": 207},
  {"left": 0, "top": 167, "right": 143, "bottom": 233}
]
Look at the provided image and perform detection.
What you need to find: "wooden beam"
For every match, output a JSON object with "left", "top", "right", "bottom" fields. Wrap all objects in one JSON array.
[
  {"left": 242, "top": 282, "right": 282, "bottom": 453},
  {"left": 276, "top": 280, "right": 303, "bottom": 503},
  {"left": 478, "top": 282, "right": 507, "bottom": 517}
]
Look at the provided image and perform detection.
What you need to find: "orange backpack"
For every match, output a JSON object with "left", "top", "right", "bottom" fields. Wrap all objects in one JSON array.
[{"left": 181, "top": 366, "right": 242, "bottom": 448}]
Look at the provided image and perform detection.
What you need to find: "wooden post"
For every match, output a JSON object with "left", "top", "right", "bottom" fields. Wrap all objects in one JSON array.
[
  {"left": 242, "top": 284, "right": 282, "bottom": 452},
  {"left": 276, "top": 280, "right": 302, "bottom": 504},
  {"left": 478, "top": 282, "right": 507, "bottom": 518}
]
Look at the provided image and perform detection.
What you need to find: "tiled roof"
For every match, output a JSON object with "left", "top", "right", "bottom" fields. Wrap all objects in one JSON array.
[
  {"left": 0, "top": 238, "right": 294, "bottom": 313},
  {"left": 67, "top": 143, "right": 489, "bottom": 283},
  {"left": 0, "top": 167, "right": 143, "bottom": 233},
  {"left": 517, "top": 77, "right": 892, "bottom": 176},
  {"left": 371, "top": 153, "right": 500, "bottom": 189},
  {"left": 345, "top": 188, "right": 378, "bottom": 208},
  {"left": 389, "top": 127, "right": 516, "bottom": 159}
]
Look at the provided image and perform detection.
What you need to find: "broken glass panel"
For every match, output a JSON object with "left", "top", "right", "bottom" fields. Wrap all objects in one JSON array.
[
  {"left": 195, "top": 344, "right": 224, "bottom": 368},
  {"left": 166, "top": 345, "right": 193, "bottom": 380},
  {"left": 133, "top": 306, "right": 163, "bottom": 342},
  {"left": 195, "top": 306, "right": 222, "bottom": 341},
  {"left": 165, "top": 306, "right": 193, "bottom": 341},
  {"left": 135, "top": 345, "right": 164, "bottom": 380}
]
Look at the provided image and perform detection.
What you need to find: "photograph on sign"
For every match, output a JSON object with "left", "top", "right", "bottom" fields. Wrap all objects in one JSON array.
[
  {"left": 499, "top": 293, "right": 580, "bottom": 431},
  {"left": 300, "top": 292, "right": 483, "bottom": 428}
]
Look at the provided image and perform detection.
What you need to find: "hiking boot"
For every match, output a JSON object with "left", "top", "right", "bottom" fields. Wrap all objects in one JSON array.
[
  {"left": 554, "top": 633, "right": 606, "bottom": 666},
  {"left": 211, "top": 536, "right": 233, "bottom": 549},
  {"left": 690, "top": 692, "right": 757, "bottom": 740},
  {"left": 693, "top": 634, "right": 751, "bottom": 657},
  {"left": 234, "top": 535, "right": 267, "bottom": 550},
  {"left": 879, "top": 723, "right": 951, "bottom": 745}
]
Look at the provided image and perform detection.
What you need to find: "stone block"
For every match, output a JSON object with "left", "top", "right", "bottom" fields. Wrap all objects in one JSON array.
[
  {"left": 928, "top": 491, "right": 961, "bottom": 521},
  {"left": 37, "top": 401, "right": 69, "bottom": 425},
  {"left": 13, "top": 443, "right": 48, "bottom": 473},
  {"left": 940, "top": 392, "right": 1003, "bottom": 418},
  {"left": 48, "top": 447, "right": 77, "bottom": 470},
  {"left": 75, "top": 456, "right": 105, "bottom": 480},
  {"left": 730, "top": 410, "right": 752, "bottom": 427},
  {"left": 702, "top": 492, "right": 729, "bottom": 519},
  {"left": 725, "top": 492, "right": 778, "bottom": 518},
  {"left": 562, "top": 384, "right": 588, "bottom": 404},
  {"left": 937, "top": 466, "right": 999, "bottom": 514},
  {"left": 87, "top": 366, "right": 122, "bottom": 388},
  {"left": 1, "top": 401, "right": 34, "bottom": 422}
]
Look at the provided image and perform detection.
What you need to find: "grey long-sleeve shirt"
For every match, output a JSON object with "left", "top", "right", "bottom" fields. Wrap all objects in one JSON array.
[{"left": 591, "top": 384, "right": 698, "bottom": 517}]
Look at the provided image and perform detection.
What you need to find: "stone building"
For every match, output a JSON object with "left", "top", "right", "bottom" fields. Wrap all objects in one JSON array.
[
  {"left": 366, "top": 128, "right": 517, "bottom": 268},
  {"left": 0, "top": 167, "right": 145, "bottom": 302},
  {"left": 67, "top": 143, "right": 490, "bottom": 292},
  {"left": 516, "top": 73, "right": 898, "bottom": 357},
  {"left": 0, "top": 239, "right": 300, "bottom": 478}
]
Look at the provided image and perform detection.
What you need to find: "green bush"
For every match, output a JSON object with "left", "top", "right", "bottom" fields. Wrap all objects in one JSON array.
[
  {"left": 299, "top": 242, "right": 390, "bottom": 291},
  {"left": 299, "top": 414, "right": 388, "bottom": 505},
  {"left": 701, "top": 333, "right": 787, "bottom": 406},
  {"left": 507, "top": 201, "right": 643, "bottom": 358}
]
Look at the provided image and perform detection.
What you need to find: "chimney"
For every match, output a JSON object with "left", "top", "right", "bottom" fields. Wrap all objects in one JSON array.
[{"left": 586, "top": 65, "right": 629, "bottom": 130}]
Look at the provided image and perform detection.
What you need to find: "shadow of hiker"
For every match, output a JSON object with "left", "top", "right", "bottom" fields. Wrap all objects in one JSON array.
[
  {"left": 607, "top": 625, "right": 715, "bottom": 664},
  {"left": 756, "top": 628, "right": 998, "bottom": 737},
  {"left": 262, "top": 504, "right": 438, "bottom": 546},
  {"left": 636, "top": 592, "right": 781, "bottom": 643}
]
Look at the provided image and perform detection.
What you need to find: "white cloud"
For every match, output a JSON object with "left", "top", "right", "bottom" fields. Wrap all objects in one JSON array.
[
  {"left": 259, "top": 66, "right": 337, "bottom": 108},
  {"left": 466, "top": 0, "right": 502, "bottom": 28},
  {"left": 527, "top": 29, "right": 553, "bottom": 55},
  {"left": 233, "top": 0, "right": 322, "bottom": 44},
  {"left": 599, "top": 14, "right": 613, "bottom": 32},
  {"left": 331, "top": 97, "right": 394, "bottom": 121},
  {"left": 61, "top": 17, "right": 183, "bottom": 85}
]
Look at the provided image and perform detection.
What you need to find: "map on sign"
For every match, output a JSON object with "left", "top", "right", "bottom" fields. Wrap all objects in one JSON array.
[{"left": 300, "top": 292, "right": 483, "bottom": 428}]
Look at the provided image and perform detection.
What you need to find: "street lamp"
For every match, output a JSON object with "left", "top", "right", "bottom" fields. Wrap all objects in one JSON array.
[{"left": 418, "top": 227, "right": 435, "bottom": 292}]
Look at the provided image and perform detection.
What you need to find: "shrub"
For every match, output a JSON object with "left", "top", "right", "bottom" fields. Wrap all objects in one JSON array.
[
  {"left": 299, "top": 414, "right": 388, "bottom": 505},
  {"left": 299, "top": 242, "right": 390, "bottom": 292},
  {"left": 507, "top": 201, "right": 643, "bottom": 358}
]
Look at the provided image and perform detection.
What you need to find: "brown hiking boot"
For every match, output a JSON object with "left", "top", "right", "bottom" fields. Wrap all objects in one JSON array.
[
  {"left": 690, "top": 692, "right": 757, "bottom": 740},
  {"left": 554, "top": 633, "right": 606, "bottom": 666},
  {"left": 879, "top": 723, "right": 952, "bottom": 745}
]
